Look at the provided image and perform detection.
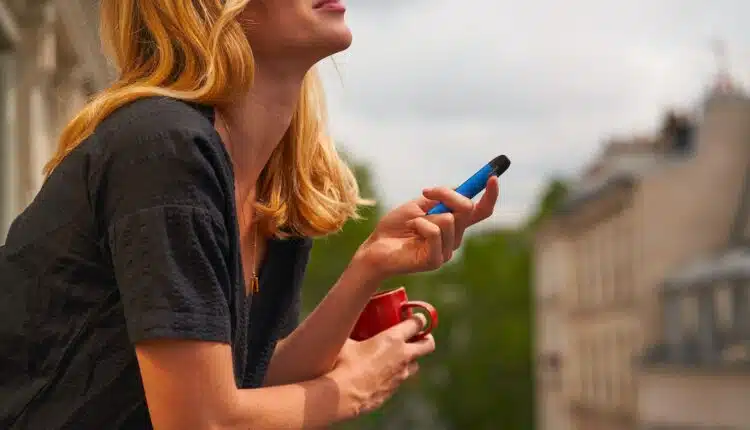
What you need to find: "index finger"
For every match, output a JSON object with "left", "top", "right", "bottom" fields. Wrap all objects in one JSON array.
[{"left": 422, "top": 187, "right": 474, "bottom": 214}]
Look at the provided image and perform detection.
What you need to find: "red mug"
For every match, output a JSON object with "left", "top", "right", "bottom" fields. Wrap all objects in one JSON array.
[{"left": 350, "top": 287, "right": 438, "bottom": 341}]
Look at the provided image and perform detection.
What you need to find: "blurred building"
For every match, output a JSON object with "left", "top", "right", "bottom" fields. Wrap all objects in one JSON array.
[
  {"left": 636, "top": 92, "right": 750, "bottom": 428},
  {"left": 0, "top": 0, "right": 109, "bottom": 241},
  {"left": 534, "top": 75, "right": 750, "bottom": 430}
]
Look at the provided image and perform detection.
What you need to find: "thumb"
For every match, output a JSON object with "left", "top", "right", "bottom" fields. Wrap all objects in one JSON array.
[{"left": 383, "top": 314, "right": 428, "bottom": 341}]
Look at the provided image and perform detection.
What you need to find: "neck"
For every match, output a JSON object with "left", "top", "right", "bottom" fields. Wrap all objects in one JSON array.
[{"left": 216, "top": 63, "right": 306, "bottom": 196}]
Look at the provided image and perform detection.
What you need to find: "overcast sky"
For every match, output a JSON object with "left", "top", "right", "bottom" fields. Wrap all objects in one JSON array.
[{"left": 317, "top": 0, "right": 749, "bottom": 226}]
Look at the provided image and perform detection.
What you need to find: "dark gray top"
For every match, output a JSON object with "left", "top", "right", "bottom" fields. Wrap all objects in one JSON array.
[{"left": 0, "top": 97, "right": 311, "bottom": 429}]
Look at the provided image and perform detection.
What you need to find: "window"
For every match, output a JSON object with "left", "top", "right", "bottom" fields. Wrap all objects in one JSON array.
[
  {"left": 732, "top": 282, "right": 750, "bottom": 337},
  {"left": 681, "top": 294, "right": 699, "bottom": 336},
  {"left": 715, "top": 283, "right": 733, "bottom": 332}
]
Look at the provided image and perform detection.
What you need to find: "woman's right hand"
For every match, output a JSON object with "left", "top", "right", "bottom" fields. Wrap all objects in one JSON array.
[{"left": 329, "top": 316, "right": 436, "bottom": 417}]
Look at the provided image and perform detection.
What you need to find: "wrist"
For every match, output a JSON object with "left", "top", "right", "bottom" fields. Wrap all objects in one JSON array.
[
  {"left": 350, "top": 245, "right": 388, "bottom": 285},
  {"left": 327, "top": 368, "right": 363, "bottom": 422}
]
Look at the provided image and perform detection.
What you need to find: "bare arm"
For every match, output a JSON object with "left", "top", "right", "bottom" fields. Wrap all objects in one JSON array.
[
  {"left": 136, "top": 318, "right": 435, "bottom": 430},
  {"left": 136, "top": 340, "right": 357, "bottom": 430},
  {"left": 265, "top": 255, "right": 381, "bottom": 386},
  {"left": 264, "top": 184, "right": 484, "bottom": 387}
]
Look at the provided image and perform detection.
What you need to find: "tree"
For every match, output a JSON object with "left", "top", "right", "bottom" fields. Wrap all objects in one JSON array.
[{"left": 525, "top": 178, "right": 568, "bottom": 231}]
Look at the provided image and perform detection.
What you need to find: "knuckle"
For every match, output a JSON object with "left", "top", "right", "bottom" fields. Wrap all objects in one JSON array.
[
  {"left": 475, "top": 210, "right": 490, "bottom": 222},
  {"left": 386, "top": 331, "right": 401, "bottom": 344},
  {"left": 443, "top": 213, "right": 455, "bottom": 226},
  {"left": 393, "top": 338, "right": 409, "bottom": 355},
  {"left": 429, "top": 224, "right": 441, "bottom": 237},
  {"left": 398, "top": 354, "right": 411, "bottom": 368},
  {"left": 426, "top": 336, "right": 436, "bottom": 351}
]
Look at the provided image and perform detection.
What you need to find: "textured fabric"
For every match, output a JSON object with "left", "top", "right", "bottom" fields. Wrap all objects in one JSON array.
[{"left": 0, "top": 97, "right": 311, "bottom": 429}]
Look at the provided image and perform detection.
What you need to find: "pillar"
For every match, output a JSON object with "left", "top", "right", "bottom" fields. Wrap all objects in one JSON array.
[
  {"left": 0, "top": 0, "right": 19, "bottom": 241},
  {"left": 15, "top": 1, "right": 56, "bottom": 204}
]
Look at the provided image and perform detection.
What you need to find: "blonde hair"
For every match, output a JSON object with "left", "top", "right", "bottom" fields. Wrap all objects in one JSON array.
[{"left": 44, "top": 0, "right": 368, "bottom": 237}]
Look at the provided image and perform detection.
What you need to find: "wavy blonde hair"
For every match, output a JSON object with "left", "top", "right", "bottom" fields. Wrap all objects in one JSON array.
[{"left": 44, "top": 0, "right": 368, "bottom": 237}]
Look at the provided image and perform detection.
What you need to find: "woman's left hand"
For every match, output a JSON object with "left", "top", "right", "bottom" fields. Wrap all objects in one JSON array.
[{"left": 355, "top": 176, "right": 500, "bottom": 280}]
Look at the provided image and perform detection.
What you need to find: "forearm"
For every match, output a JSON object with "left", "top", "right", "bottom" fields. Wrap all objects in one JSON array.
[
  {"left": 137, "top": 340, "right": 359, "bottom": 430},
  {"left": 223, "top": 374, "right": 357, "bottom": 429},
  {"left": 265, "top": 253, "right": 381, "bottom": 386}
]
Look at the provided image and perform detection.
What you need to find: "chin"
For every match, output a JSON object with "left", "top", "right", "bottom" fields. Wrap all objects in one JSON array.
[
  {"left": 330, "top": 28, "right": 353, "bottom": 52},
  {"left": 318, "top": 23, "right": 353, "bottom": 57}
]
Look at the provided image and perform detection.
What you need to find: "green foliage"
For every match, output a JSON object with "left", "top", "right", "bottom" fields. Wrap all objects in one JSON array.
[
  {"left": 300, "top": 161, "right": 568, "bottom": 429},
  {"left": 525, "top": 178, "right": 569, "bottom": 231},
  {"left": 300, "top": 160, "right": 381, "bottom": 310}
]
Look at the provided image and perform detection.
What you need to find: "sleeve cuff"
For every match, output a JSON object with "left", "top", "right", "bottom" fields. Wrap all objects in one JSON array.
[{"left": 125, "top": 310, "right": 232, "bottom": 344}]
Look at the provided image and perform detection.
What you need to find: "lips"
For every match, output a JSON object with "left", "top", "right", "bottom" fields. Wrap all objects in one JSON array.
[{"left": 313, "top": 0, "right": 342, "bottom": 9}]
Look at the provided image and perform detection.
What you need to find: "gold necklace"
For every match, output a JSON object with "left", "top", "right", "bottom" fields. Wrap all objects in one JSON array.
[
  {"left": 218, "top": 113, "right": 260, "bottom": 295},
  {"left": 248, "top": 220, "right": 260, "bottom": 295},
  {"left": 238, "top": 193, "right": 260, "bottom": 296}
]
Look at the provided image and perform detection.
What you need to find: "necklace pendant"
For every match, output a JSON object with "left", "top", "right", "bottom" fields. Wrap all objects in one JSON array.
[{"left": 249, "top": 276, "right": 260, "bottom": 295}]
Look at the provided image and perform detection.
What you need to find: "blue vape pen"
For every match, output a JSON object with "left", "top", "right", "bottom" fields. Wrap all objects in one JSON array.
[{"left": 427, "top": 155, "right": 511, "bottom": 215}]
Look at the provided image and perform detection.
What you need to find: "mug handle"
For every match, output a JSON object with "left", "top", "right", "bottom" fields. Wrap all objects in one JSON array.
[{"left": 400, "top": 301, "right": 438, "bottom": 340}]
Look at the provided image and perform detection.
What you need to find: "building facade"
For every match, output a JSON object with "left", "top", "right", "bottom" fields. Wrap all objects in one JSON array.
[
  {"left": 535, "top": 81, "right": 750, "bottom": 430},
  {"left": 637, "top": 101, "right": 750, "bottom": 428},
  {"left": 0, "top": 0, "right": 109, "bottom": 241}
]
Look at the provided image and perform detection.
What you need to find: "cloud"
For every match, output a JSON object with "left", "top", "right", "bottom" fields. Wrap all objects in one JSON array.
[{"left": 320, "top": 0, "right": 750, "bottom": 226}]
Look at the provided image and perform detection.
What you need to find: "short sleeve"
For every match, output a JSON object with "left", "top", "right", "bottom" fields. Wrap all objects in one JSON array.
[{"left": 95, "top": 119, "right": 234, "bottom": 345}]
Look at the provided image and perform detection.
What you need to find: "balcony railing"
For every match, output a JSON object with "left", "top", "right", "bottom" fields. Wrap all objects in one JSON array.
[{"left": 641, "top": 332, "right": 750, "bottom": 370}]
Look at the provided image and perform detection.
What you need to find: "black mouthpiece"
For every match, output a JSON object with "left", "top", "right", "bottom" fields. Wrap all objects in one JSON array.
[{"left": 489, "top": 155, "right": 511, "bottom": 176}]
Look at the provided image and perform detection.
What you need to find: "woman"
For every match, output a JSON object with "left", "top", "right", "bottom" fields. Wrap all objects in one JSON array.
[{"left": 0, "top": 0, "right": 499, "bottom": 428}]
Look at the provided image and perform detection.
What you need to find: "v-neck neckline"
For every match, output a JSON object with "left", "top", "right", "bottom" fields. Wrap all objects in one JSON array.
[{"left": 188, "top": 100, "right": 287, "bottom": 300}]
